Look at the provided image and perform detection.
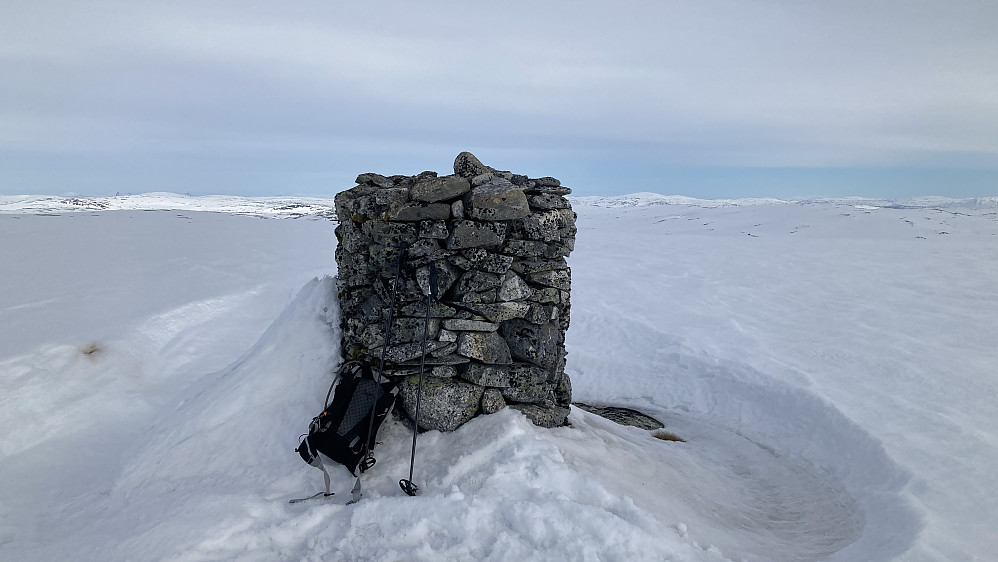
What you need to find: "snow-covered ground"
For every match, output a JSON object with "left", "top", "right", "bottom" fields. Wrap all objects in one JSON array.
[{"left": 1, "top": 194, "right": 996, "bottom": 561}]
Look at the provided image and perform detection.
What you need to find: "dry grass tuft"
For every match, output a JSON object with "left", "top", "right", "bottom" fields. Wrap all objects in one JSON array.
[
  {"left": 80, "top": 342, "right": 101, "bottom": 356},
  {"left": 652, "top": 430, "right": 686, "bottom": 442}
]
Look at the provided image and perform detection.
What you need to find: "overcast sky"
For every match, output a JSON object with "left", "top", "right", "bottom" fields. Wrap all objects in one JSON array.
[{"left": 2, "top": 0, "right": 997, "bottom": 198}]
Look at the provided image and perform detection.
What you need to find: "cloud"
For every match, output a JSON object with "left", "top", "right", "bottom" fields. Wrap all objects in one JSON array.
[{"left": 2, "top": 0, "right": 997, "bottom": 196}]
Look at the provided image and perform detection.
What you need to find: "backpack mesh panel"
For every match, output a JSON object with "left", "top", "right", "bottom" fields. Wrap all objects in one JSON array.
[{"left": 336, "top": 378, "right": 381, "bottom": 436}]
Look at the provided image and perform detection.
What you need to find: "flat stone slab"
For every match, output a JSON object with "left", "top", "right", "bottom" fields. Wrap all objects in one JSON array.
[
  {"left": 411, "top": 175, "right": 471, "bottom": 203},
  {"left": 456, "top": 331, "right": 512, "bottom": 364},
  {"left": 443, "top": 318, "right": 499, "bottom": 332},
  {"left": 459, "top": 363, "right": 511, "bottom": 387},
  {"left": 446, "top": 220, "right": 507, "bottom": 250},
  {"left": 510, "top": 404, "right": 570, "bottom": 428},
  {"left": 391, "top": 202, "right": 451, "bottom": 222},
  {"left": 465, "top": 179, "right": 530, "bottom": 221},
  {"left": 573, "top": 403, "right": 664, "bottom": 430},
  {"left": 458, "top": 302, "right": 530, "bottom": 323}
]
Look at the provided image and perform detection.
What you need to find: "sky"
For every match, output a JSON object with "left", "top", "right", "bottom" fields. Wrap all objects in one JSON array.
[{"left": 2, "top": 0, "right": 997, "bottom": 199}]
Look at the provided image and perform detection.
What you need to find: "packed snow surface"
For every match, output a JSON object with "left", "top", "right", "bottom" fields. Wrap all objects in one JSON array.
[{"left": 1, "top": 194, "right": 996, "bottom": 561}]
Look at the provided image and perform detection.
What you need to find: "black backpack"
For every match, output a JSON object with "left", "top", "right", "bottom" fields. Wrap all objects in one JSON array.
[{"left": 295, "top": 361, "right": 400, "bottom": 494}]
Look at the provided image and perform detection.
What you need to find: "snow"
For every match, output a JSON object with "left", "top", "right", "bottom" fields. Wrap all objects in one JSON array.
[{"left": 2, "top": 195, "right": 997, "bottom": 561}]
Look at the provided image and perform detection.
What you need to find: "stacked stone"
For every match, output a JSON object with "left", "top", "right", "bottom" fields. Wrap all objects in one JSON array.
[{"left": 333, "top": 152, "right": 576, "bottom": 431}]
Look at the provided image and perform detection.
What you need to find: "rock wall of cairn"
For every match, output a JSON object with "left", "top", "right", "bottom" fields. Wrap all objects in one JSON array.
[{"left": 333, "top": 152, "right": 576, "bottom": 430}]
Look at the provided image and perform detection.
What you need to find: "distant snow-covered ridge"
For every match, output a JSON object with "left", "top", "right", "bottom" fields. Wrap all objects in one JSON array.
[
  {"left": 0, "top": 192, "right": 337, "bottom": 218},
  {"left": 569, "top": 193, "right": 791, "bottom": 208},
  {"left": 2, "top": 191, "right": 996, "bottom": 216},
  {"left": 570, "top": 192, "right": 998, "bottom": 210}
]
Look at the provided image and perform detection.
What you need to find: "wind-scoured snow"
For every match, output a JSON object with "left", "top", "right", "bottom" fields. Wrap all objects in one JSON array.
[{"left": 1, "top": 195, "right": 996, "bottom": 561}]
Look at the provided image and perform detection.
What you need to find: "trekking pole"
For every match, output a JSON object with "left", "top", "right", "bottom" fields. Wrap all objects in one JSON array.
[
  {"left": 400, "top": 266, "right": 438, "bottom": 496},
  {"left": 350, "top": 243, "right": 408, "bottom": 504}
]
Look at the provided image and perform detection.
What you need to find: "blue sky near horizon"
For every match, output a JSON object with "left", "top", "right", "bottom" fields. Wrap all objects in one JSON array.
[{"left": 2, "top": 1, "right": 997, "bottom": 199}]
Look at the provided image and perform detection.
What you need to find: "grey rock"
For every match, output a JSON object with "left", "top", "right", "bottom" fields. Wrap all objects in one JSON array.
[
  {"left": 438, "top": 329, "right": 458, "bottom": 342},
  {"left": 371, "top": 340, "right": 450, "bottom": 364},
  {"left": 430, "top": 342, "right": 459, "bottom": 358},
  {"left": 459, "top": 363, "right": 511, "bottom": 387},
  {"left": 398, "top": 353, "right": 470, "bottom": 366},
  {"left": 446, "top": 220, "right": 507, "bottom": 250},
  {"left": 454, "top": 152, "right": 490, "bottom": 178},
  {"left": 391, "top": 202, "right": 452, "bottom": 222},
  {"left": 525, "top": 304, "right": 558, "bottom": 325},
  {"left": 391, "top": 317, "right": 440, "bottom": 344},
  {"left": 511, "top": 210, "right": 562, "bottom": 242},
  {"left": 501, "top": 383, "right": 553, "bottom": 404},
  {"left": 357, "top": 293, "right": 385, "bottom": 324},
  {"left": 459, "top": 302, "right": 530, "bottom": 323},
  {"left": 498, "top": 271, "right": 532, "bottom": 301},
  {"left": 481, "top": 389, "right": 506, "bottom": 414},
  {"left": 335, "top": 222, "right": 373, "bottom": 254},
  {"left": 555, "top": 209, "right": 576, "bottom": 229},
  {"left": 404, "top": 240, "right": 451, "bottom": 268},
  {"left": 431, "top": 365, "right": 458, "bottom": 378},
  {"left": 453, "top": 271, "right": 502, "bottom": 296},
  {"left": 360, "top": 323, "right": 385, "bottom": 349},
  {"left": 544, "top": 242, "right": 573, "bottom": 259},
  {"left": 508, "top": 363, "right": 552, "bottom": 386},
  {"left": 523, "top": 185, "right": 573, "bottom": 196},
  {"left": 449, "top": 248, "right": 514, "bottom": 274},
  {"left": 527, "top": 193, "right": 571, "bottom": 210},
  {"left": 451, "top": 199, "right": 464, "bottom": 219},
  {"left": 376, "top": 188, "right": 411, "bottom": 212},
  {"left": 419, "top": 220, "right": 449, "bottom": 239},
  {"left": 501, "top": 319, "right": 560, "bottom": 369},
  {"left": 456, "top": 331, "right": 512, "bottom": 364},
  {"left": 510, "top": 404, "right": 570, "bottom": 428},
  {"left": 389, "top": 174, "right": 412, "bottom": 186},
  {"left": 356, "top": 173, "right": 394, "bottom": 188},
  {"left": 471, "top": 172, "right": 496, "bottom": 186},
  {"left": 554, "top": 373, "right": 572, "bottom": 405},
  {"left": 530, "top": 287, "right": 561, "bottom": 304},
  {"left": 415, "top": 260, "right": 461, "bottom": 297},
  {"left": 501, "top": 239, "right": 548, "bottom": 257},
  {"left": 465, "top": 179, "right": 530, "bottom": 221},
  {"left": 336, "top": 185, "right": 407, "bottom": 223},
  {"left": 512, "top": 257, "right": 569, "bottom": 275},
  {"left": 400, "top": 377, "right": 484, "bottom": 432},
  {"left": 573, "top": 404, "right": 664, "bottom": 430},
  {"left": 526, "top": 268, "right": 571, "bottom": 291},
  {"left": 443, "top": 318, "right": 499, "bottom": 332},
  {"left": 400, "top": 300, "right": 457, "bottom": 318},
  {"left": 509, "top": 173, "right": 529, "bottom": 186},
  {"left": 362, "top": 221, "right": 418, "bottom": 247},
  {"left": 411, "top": 175, "right": 472, "bottom": 203},
  {"left": 458, "top": 289, "right": 497, "bottom": 304},
  {"left": 531, "top": 177, "right": 561, "bottom": 187}
]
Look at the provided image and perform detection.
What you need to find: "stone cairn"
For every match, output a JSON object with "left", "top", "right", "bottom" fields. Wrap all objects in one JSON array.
[{"left": 333, "top": 152, "right": 576, "bottom": 431}]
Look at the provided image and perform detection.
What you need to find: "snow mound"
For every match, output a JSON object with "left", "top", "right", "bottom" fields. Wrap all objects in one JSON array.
[
  {"left": 5, "top": 277, "right": 710, "bottom": 561},
  {"left": 1, "top": 275, "right": 895, "bottom": 561}
]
